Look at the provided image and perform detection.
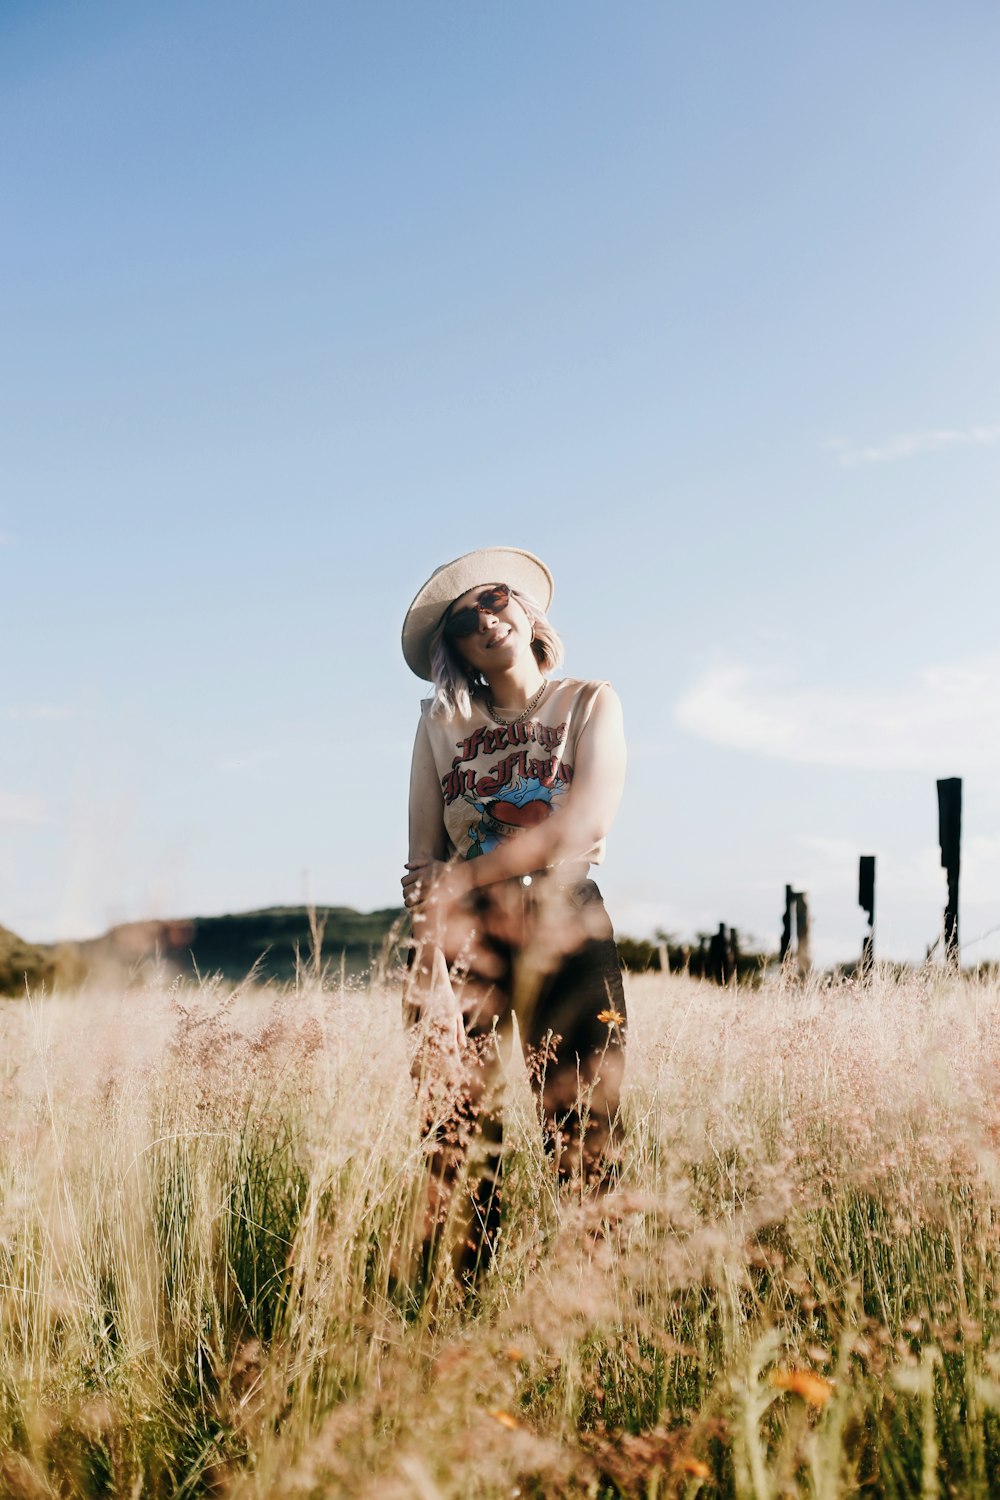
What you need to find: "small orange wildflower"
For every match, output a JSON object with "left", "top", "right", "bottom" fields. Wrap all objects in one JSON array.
[
  {"left": 678, "top": 1456, "right": 712, "bottom": 1478},
  {"left": 488, "top": 1408, "right": 523, "bottom": 1430},
  {"left": 504, "top": 1346, "right": 526, "bottom": 1363},
  {"left": 597, "top": 1007, "right": 625, "bottom": 1027},
  {"left": 768, "top": 1367, "right": 834, "bottom": 1407},
  {"left": 432, "top": 1345, "right": 468, "bottom": 1376}
]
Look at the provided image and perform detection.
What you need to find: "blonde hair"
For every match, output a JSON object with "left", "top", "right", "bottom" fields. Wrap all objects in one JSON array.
[{"left": 428, "top": 588, "right": 564, "bottom": 721}]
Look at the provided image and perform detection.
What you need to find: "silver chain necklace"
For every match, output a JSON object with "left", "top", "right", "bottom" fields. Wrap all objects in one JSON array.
[{"left": 485, "top": 680, "right": 547, "bottom": 727}]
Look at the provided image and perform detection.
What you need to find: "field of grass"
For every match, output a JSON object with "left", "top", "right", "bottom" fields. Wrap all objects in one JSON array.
[{"left": 2, "top": 960, "right": 1000, "bottom": 1497}]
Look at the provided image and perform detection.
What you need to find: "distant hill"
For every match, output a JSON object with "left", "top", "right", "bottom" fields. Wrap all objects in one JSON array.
[
  {"left": 0, "top": 906, "right": 407, "bottom": 995},
  {"left": 0, "top": 923, "right": 57, "bottom": 996}
]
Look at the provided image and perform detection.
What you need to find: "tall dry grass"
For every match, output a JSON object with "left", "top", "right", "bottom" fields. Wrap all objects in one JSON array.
[{"left": 2, "top": 961, "right": 1000, "bottom": 1497}]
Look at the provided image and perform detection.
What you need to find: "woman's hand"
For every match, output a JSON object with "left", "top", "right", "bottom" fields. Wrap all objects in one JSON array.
[
  {"left": 401, "top": 858, "right": 470, "bottom": 913},
  {"left": 401, "top": 858, "right": 445, "bottom": 910}
]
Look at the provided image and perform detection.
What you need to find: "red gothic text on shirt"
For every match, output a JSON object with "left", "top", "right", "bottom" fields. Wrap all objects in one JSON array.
[
  {"left": 451, "top": 718, "right": 566, "bottom": 770},
  {"left": 441, "top": 748, "right": 574, "bottom": 806}
]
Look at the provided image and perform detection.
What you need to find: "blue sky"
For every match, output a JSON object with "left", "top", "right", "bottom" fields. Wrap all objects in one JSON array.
[{"left": 3, "top": 2, "right": 999, "bottom": 965}]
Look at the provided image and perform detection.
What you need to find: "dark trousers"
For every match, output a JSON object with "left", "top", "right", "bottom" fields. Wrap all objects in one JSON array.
[{"left": 405, "top": 874, "right": 627, "bottom": 1280}]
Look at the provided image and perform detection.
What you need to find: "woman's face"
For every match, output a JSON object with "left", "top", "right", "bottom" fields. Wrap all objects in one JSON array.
[{"left": 447, "top": 583, "right": 533, "bottom": 675}]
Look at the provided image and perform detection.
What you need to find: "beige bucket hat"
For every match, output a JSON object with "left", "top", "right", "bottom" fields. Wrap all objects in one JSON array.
[{"left": 401, "top": 546, "right": 554, "bottom": 681}]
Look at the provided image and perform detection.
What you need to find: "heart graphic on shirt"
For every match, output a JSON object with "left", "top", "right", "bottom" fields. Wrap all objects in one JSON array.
[
  {"left": 490, "top": 799, "right": 551, "bottom": 828},
  {"left": 479, "top": 797, "right": 554, "bottom": 837}
]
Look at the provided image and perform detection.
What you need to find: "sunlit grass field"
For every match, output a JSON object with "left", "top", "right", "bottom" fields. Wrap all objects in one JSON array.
[{"left": 3, "top": 960, "right": 1000, "bottom": 1498}]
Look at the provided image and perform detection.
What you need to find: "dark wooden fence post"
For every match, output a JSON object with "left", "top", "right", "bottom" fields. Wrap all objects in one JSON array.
[
  {"left": 794, "top": 891, "right": 811, "bottom": 978},
  {"left": 858, "top": 855, "right": 875, "bottom": 976},
  {"left": 708, "top": 922, "right": 731, "bottom": 985},
  {"left": 937, "top": 777, "right": 962, "bottom": 968},
  {"left": 780, "top": 884, "right": 794, "bottom": 963}
]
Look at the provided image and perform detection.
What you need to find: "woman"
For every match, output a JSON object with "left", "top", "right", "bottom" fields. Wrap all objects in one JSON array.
[{"left": 400, "top": 546, "right": 627, "bottom": 1281}]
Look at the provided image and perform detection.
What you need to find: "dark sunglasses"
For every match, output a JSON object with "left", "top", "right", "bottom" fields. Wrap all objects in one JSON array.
[{"left": 443, "top": 583, "right": 511, "bottom": 640}]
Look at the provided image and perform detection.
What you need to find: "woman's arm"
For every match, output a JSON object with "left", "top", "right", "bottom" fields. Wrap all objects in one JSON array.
[
  {"left": 403, "top": 714, "right": 463, "bottom": 1046},
  {"left": 404, "top": 712, "right": 451, "bottom": 941},
  {"left": 407, "top": 712, "right": 448, "bottom": 867}
]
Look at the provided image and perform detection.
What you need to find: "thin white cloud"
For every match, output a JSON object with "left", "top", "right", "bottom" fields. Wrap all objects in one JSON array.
[
  {"left": 675, "top": 654, "right": 1000, "bottom": 771},
  {"left": 0, "top": 531, "right": 12, "bottom": 546},
  {"left": 3, "top": 705, "right": 74, "bottom": 723},
  {"left": 834, "top": 424, "right": 1000, "bottom": 467},
  {"left": 0, "top": 792, "right": 47, "bottom": 824}
]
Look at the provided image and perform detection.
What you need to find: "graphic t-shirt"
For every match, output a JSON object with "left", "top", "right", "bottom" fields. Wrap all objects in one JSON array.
[{"left": 420, "top": 677, "right": 609, "bottom": 865}]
